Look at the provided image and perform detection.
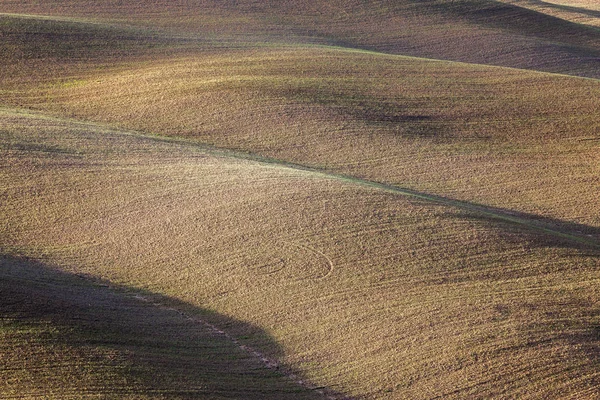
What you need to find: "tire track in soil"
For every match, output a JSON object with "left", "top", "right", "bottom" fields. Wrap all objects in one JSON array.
[
  {"left": 131, "top": 294, "right": 351, "bottom": 400},
  {"left": 277, "top": 240, "right": 334, "bottom": 280}
]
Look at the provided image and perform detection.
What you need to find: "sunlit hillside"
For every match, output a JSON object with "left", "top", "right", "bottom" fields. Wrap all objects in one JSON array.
[{"left": 1, "top": 0, "right": 599, "bottom": 398}]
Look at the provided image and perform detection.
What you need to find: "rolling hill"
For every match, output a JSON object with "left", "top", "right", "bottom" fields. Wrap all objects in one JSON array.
[
  {"left": 1, "top": 253, "right": 320, "bottom": 399},
  {"left": 499, "top": 0, "right": 600, "bottom": 28},
  {"left": 2, "top": 0, "right": 600, "bottom": 77},
  {"left": 6, "top": 41, "right": 600, "bottom": 231},
  {"left": 3, "top": 107, "right": 600, "bottom": 399},
  {"left": 1, "top": 0, "right": 599, "bottom": 398}
]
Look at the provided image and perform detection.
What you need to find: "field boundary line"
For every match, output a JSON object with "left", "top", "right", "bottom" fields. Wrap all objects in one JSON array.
[
  {"left": 3, "top": 106, "right": 599, "bottom": 251},
  {"left": 216, "top": 150, "right": 600, "bottom": 251}
]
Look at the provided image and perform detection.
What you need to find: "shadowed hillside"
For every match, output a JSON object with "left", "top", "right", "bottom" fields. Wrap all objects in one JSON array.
[
  {"left": 2, "top": 0, "right": 600, "bottom": 77},
  {"left": 499, "top": 0, "right": 600, "bottom": 27},
  {"left": 0, "top": 14, "right": 214, "bottom": 88},
  {"left": 0, "top": 254, "right": 324, "bottom": 399}
]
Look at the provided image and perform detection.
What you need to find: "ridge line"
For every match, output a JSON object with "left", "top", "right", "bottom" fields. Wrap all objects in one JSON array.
[{"left": 3, "top": 106, "right": 599, "bottom": 250}]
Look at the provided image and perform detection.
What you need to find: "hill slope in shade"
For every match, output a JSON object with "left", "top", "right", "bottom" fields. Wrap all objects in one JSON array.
[
  {"left": 2, "top": 109, "right": 600, "bottom": 398},
  {"left": 1, "top": 0, "right": 600, "bottom": 78},
  {"left": 0, "top": 14, "right": 214, "bottom": 89},
  {"left": 0, "top": 255, "right": 322, "bottom": 399}
]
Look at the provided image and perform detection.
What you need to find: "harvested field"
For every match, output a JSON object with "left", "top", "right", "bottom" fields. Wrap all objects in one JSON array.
[
  {"left": 1, "top": 0, "right": 599, "bottom": 398},
  {"left": 2, "top": 109, "right": 600, "bottom": 398},
  {"left": 8, "top": 46, "right": 599, "bottom": 231}
]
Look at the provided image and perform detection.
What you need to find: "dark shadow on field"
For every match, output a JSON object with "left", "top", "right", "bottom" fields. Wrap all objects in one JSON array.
[
  {"left": 278, "top": 86, "right": 441, "bottom": 138},
  {"left": 0, "top": 14, "right": 217, "bottom": 84},
  {"left": 434, "top": 193, "right": 600, "bottom": 254},
  {"left": 421, "top": 0, "right": 600, "bottom": 40},
  {"left": 401, "top": 0, "right": 600, "bottom": 79},
  {"left": 0, "top": 254, "right": 332, "bottom": 399},
  {"left": 0, "top": 15, "right": 165, "bottom": 64}
]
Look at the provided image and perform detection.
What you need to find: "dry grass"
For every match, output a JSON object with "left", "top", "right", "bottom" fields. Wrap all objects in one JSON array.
[{"left": 2, "top": 109, "right": 600, "bottom": 398}]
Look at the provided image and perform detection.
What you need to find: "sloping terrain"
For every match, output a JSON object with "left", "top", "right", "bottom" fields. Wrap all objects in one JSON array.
[
  {"left": 1, "top": 254, "right": 320, "bottom": 399},
  {"left": 2, "top": 13, "right": 599, "bottom": 231},
  {"left": 499, "top": 0, "right": 600, "bottom": 27},
  {"left": 9, "top": 46, "right": 600, "bottom": 231},
  {"left": 0, "top": 13, "right": 208, "bottom": 89},
  {"left": 2, "top": 109, "right": 600, "bottom": 398},
  {"left": 1, "top": 0, "right": 600, "bottom": 398},
  {"left": 2, "top": 0, "right": 600, "bottom": 78}
]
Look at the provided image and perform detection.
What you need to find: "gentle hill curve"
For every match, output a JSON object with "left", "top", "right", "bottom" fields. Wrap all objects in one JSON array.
[
  {"left": 10, "top": 47, "right": 599, "bottom": 233},
  {"left": 2, "top": 108, "right": 600, "bottom": 398},
  {"left": 0, "top": 254, "right": 323, "bottom": 399},
  {"left": 0, "top": 13, "right": 213, "bottom": 89},
  {"left": 1, "top": 0, "right": 600, "bottom": 78},
  {"left": 499, "top": 0, "right": 600, "bottom": 28},
  {"left": 2, "top": 2, "right": 600, "bottom": 398}
]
